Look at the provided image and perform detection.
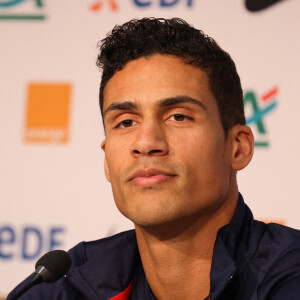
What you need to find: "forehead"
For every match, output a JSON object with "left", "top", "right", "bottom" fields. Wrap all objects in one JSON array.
[{"left": 103, "top": 54, "right": 216, "bottom": 111}]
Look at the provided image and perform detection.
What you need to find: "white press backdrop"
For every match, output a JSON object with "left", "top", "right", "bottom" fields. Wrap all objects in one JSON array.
[{"left": 1, "top": 0, "right": 300, "bottom": 296}]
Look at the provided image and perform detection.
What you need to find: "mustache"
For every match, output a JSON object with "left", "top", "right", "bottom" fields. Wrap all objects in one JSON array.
[{"left": 121, "top": 159, "right": 184, "bottom": 182}]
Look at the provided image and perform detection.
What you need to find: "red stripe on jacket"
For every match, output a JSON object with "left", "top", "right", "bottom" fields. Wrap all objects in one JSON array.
[{"left": 109, "top": 281, "right": 133, "bottom": 300}]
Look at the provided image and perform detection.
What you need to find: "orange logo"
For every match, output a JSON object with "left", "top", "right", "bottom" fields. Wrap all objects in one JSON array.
[
  {"left": 261, "top": 219, "right": 286, "bottom": 226},
  {"left": 24, "top": 83, "right": 71, "bottom": 144},
  {"left": 90, "top": 0, "right": 119, "bottom": 11}
]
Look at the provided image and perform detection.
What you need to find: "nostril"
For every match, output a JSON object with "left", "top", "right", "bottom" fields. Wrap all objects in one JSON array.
[
  {"left": 133, "top": 150, "right": 141, "bottom": 154},
  {"left": 149, "top": 149, "right": 162, "bottom": 154},
  {"left": 131, "top": 149, "right": 163, "bottom": 156}
]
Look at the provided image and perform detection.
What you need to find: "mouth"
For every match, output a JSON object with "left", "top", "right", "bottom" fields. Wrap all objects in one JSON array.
[{"left": 128, "top": 168, "right": 177, "bottom": 187}]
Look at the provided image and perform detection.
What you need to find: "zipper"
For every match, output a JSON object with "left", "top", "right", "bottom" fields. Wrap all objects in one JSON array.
[{"left": 209, "top": 272, "right": 235, "bottom": 300}]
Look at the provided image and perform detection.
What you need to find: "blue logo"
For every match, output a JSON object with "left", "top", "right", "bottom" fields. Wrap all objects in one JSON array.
[
  {"left": 0, "top": 0, "right": 45, "bottom": 20},
  {"left": 134, "top": 0, "right": 193, "bottom": 8},
  {"left": 0, "top": 225, "right": 66, "bottom": 260}
]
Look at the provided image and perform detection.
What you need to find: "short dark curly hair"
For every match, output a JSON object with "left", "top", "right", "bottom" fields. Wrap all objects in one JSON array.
[{"left": 97, "top": 17, "right": 245, "bottom": 135}]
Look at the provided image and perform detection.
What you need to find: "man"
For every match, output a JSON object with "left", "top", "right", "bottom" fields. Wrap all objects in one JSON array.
[{"left": 9, "top": 18, "right": 300, "bottom": 300}]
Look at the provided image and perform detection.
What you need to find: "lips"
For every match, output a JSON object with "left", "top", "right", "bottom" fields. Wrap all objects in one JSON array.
[{"left": 128, "top": 168, "right": 177, "bottom": 187}]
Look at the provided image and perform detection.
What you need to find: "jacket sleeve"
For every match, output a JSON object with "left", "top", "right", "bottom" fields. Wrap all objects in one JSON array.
[
  {"left": 267, "top": 275, "right": 300, "bottom": 299},
  {"left": 7, "top": 276, "right": 58, "bottom": 300},
  {"left": 7, "top": 242, "right": 87, "bottom": 300},
  {"left": 7, "top": 276, "right": 86, "bottom": 300}
]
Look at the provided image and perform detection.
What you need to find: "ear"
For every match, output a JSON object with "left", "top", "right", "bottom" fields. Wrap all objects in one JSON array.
[
  {"left": 101, "top": 140, "right": 111, "bottom": 182},
  {"left": 230, "top": 125, "right": 254, "bottom": 171}
]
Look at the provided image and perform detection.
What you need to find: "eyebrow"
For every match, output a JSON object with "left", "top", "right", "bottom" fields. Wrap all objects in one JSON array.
[
  {"left": 103, "top": 101, "right": 138, "bottom": 119},
  {"left": 103, "top": 95, "right": 207, "bottom": 119},
  {"left": 158, "top": 96, "right": 208, "bottom": 111}
]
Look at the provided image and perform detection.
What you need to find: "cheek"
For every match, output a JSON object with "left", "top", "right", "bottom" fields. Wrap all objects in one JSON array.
[
  {"left": 185, "top": 130, "right": 226, "bottom": 178},
  {"left": 105, "top": 139, "right": 127, "bottom": 176},
  {"left": 104, "top": 142, "right": 127, "bottom": 208}
]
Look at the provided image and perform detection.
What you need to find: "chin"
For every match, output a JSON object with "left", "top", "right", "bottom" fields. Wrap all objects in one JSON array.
[
  {"left": 126, "top": 212, "right": 172, "bottom": 228},
  {"left": 133, "top": 217, "right": 173, "bottom": 229},
  {"left": 119, "top": 206, "right": 179, "bottom": 229},
  {"left": 127, "top": 207, "right": 199, "bottom": 231}
]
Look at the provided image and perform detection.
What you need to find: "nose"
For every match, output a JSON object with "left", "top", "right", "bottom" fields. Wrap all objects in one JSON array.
[{"left": 129, "top": 121, "right": 169, "bottom": 158}]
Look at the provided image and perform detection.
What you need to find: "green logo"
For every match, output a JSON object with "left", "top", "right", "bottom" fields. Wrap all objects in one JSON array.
[
  {"left": 0, "top": 0, "right": 45, "bottom": 20},
  {"left": 244, "top": 87, "right": 278, "bottom": 147}
]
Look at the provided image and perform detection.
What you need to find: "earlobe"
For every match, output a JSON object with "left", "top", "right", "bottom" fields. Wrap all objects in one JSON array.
[
  {"left": 231, "top": 125, "right": 254, "bottom": 171},
  {"left": 101, "top": 140, "right": 111, "bottom": 182}
]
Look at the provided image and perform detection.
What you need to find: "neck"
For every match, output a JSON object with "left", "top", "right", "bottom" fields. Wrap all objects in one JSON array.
[{"left": 135, "top": 191, "right": 238, "bottom": 300}]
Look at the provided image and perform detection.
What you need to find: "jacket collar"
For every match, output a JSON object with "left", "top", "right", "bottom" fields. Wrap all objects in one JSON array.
[
  {"left": 210, "top": 193, "right": 253, "bottom": 299},
  {"left": 66, "top": 194, "right": 251, "bottom": 299},
  {"left": 66, "top": 231, "right": 139, "bottom": 299}
]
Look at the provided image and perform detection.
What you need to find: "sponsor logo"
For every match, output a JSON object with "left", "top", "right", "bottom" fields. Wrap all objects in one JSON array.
[
  {"left": 0, "top": 225, "right": 65, "bottom": 260},
  {"left": 0, "top": 0, "right": 45, "bottom": 20},
  {"left": 24, "top": 83, "right": 71, "bottom": 144},
  {"left": 244, "top": 87, "right": 278, "bottom": 147},
  {"left": 90, "top": 0, "right": 119, "bottom": 12},
  {"left": 245, "top": 0, "right": 285, "bottom": 12},
  {"left": 261, "top": 219, "right": 286, "bottom": 225},
  {"left": 90, "top": 0, "right": 194, "bottom": 11},
  {"left": 133, "top": 0, "right": 193, "bottom": 8}
]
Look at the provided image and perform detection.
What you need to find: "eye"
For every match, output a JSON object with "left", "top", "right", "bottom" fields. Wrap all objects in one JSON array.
[
  {"left": 173, "top": 114, "right": 185, "bottom": 121},
  {"left": 115, "top": 119, "right": 136, "bottom": 129},
  {"left": 169, "top": 114, "right": 192, "bottom": 122}
]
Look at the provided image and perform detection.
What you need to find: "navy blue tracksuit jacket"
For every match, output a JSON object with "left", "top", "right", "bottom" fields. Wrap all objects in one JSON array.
[{"left": 8, "top": 194, "right": 300, "bottom": 299}]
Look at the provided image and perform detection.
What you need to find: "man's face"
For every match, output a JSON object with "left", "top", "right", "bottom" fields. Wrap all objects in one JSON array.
[{"left": 101, "top": 55, "right": 235, "bottom": 228}]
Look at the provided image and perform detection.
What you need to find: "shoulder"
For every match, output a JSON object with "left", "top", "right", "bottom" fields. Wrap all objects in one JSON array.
[
  {"left": 252, "top": 222, "right": 300, "bottom": 271},
  {"left": 255, "top": 222, "right": 300, "bottom": 263},
  {"left": 69, "top": 229, "right": 136, "bottom": 267},
  {"left": 252, "top": 222, "right": 300, "bottom": 298},
  {"left": 8, "top": 230, "right": 136, "bottom": 299}
]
